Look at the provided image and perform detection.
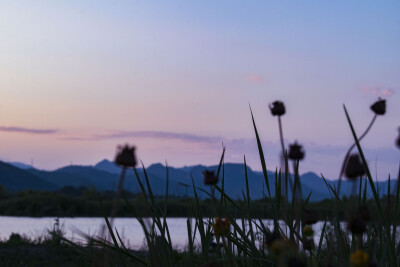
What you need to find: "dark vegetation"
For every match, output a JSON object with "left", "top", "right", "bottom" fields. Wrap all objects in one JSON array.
[
  {"left": 0, "top": 220, "right": 150, "bottom": 266},
  {"left": 0, "top": 185, "right": 396, "bottom": 221}
]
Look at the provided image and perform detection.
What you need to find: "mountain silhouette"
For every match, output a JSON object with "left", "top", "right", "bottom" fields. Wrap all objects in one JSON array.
[
  {"left": 1, "top": 159, "right": 396, "bottom": 201},
  {"left": 0, "top": 161, "right": 57, "bottom": 192}
]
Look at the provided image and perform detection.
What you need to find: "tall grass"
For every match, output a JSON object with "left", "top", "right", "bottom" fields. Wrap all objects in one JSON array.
[{"left": 70, "top": 100, "right": 399, "bottom": 266}]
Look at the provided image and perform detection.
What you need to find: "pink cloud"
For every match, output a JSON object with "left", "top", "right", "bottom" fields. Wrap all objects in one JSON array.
[
  {"left": 359, "top": 86, "right": 396, "bottom": 98},
  {"left": 245, "top": 74, "right": 266, "bottom": 84},
  {"left": 382, "top": 89, "right": 395, "bottom": 97},
  {"left": 362, "top": 86, "right": 371, "bottom": 93}
]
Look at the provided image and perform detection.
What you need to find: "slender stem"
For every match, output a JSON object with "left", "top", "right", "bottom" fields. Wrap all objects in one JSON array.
[
  {"left": 111, "top": 167, "right": 127, "bottom": 218},
  {"left": 278, "top": 115, "right": 294, "bottom": 238},
  {"left": 292, "top": 160, "right": 302, "bottom": 247},
  {"left": 101, "top": 167, "right": 127, "bottom": 238},
  {"left": 278, "top": 116, "right": 285, "bottom": 156},
  {"left": 278, "top": 116, "right": 293, "bottom": 196},
  {"left": 337, "top": 114, "right": 377, "bottom": 195}
]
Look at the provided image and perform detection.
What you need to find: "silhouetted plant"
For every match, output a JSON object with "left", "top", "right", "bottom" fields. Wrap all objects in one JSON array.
[
  {"left": 269, "top": 100, "right": 285, "bottom": 116},
  {"left": 63, "top": 98, "right": 399, "bottom": 267},
  {"left": 345, "top": 154, "right": 365, "bottom": 179},
  {"left": 288, "top": 141, "right": 305, "bottom": 161},
  {"left": 115, "top": 144, "right": 137, "bottom": 168},
  {"left": 203, "top": 170, "right": 218, "bottom": 185},
  {"left": 370, "top": 98, "right": 386, "bottom": 115}
]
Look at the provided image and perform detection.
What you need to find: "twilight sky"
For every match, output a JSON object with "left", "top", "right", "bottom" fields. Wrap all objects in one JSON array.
[{"left": 0, "top": 1, "right": 399, "bottom": 180}]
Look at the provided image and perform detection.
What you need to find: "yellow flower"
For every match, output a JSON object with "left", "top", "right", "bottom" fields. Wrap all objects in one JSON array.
[
  {"left": 212, "top": 217, "right": 230, "bottom": 237},
  {"left": 350, "top": 250, "right": 369, "bottom": 267},
  {"left": 269, "top": 239, "right": 290, "bottom": 255}
]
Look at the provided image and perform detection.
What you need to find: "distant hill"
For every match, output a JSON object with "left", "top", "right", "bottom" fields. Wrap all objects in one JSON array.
[
  {"left": 0, "top": 161, "right": 57, "bottom": 192},
  {"left": 3, "top": 159, "right": 397, "bottom": 201},
  {"left": 9, "top": 162, "right": 33, "bottom": 170},
  {"left": 94, "top": 159, "right": 121, "bottom": 174}
]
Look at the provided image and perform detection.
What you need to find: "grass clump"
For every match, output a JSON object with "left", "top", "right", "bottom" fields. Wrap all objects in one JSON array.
[{"left": 60, "top": 99, "right": 399, "bottom": 266}]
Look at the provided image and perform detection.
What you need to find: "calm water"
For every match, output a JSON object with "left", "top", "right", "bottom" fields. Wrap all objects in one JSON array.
[{"left": 0, "top": 216, "right": 327, "bottom": 250}]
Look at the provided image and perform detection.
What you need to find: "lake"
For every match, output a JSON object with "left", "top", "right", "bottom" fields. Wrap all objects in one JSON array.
[{"left": 0, "top": 216, "right": 328, "bottom": 250}]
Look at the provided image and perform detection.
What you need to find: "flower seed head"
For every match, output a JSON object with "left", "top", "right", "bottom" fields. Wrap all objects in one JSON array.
[
  {"left": 269, "top": 101, "right": 285, "bottom": 116},
  {"left": 370, "top": 98, "right": 386, "bottom": 115},
  {"left": 348, "top": 217, "right": 366, "bottom": 235},
  {"left": 115, "top": 145, "right": 137, "bottom": 168},
  {"left": 203, "top": 170, "right": 218, "bottom": 185},
  {"left": 345, "top": 154, "right": 365, "bottom": 179},
  {"left": 357, "top": 206, "right": 370, "bottom": 222},
  {"left": 288, "top": 141, "right": 305, "bottom": 161},
  {"left": 304, "top": 209, "right": 318, "bottom": 225},
  {"left": 302, "top": 238, "right": 314, "bottom": 251}
]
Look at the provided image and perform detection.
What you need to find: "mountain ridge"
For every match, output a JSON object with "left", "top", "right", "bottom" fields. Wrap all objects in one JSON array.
[{"left": 1, "top": 159, "right": 396, "bottom": 201}]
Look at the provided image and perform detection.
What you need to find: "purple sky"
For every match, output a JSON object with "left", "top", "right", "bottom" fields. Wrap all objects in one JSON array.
[{"left": 0, "top": 1, "right": 399, "bottom": 180}]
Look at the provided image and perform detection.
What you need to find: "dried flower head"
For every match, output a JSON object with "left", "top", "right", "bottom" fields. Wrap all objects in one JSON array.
[
  {"left": 212, "top": 217, "right": 230, "bottom": 237},
  {"left": 345, "top": 154, "right": 365, "bottom": 179},
  {"left": 302, "top": 225, "right": 314, "bottom": 237},
  {"left": 115, "top": 145, "right": 137, "bottom": 168},
  {"left": 288, "top": 141, "right": 305, "bottom": 161},
  {"left": 357, "top": 206, "right": 370, "bottom": 222},
  {"left": 203, "top": 170, "right": 218, "bottom": 185},
  {"left": 304, "top": 209, "right": 318, "bottom": 225},
  {"left": 350, "top": 250, "right": 369, "bottom": 267},
  {"left": 269, "top": 101, "right": 285, "bottom": 116},
  {"left": 370, "top": 98, "right": 386, "bottom": 115},
  {"left": 347, "top": 217, "right": 366, "bottom": 235},
  {"left": 302, "top": 238, "right": 314, "bottom": 251}
]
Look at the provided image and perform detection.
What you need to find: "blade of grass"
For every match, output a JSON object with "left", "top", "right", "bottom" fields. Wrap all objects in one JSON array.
[
  {"left": 343, "top": 105, "right": 383, "bottom": 216},
  {"left": 316, "top": 221, "right": 327, "bottom": 258},
  {"left": 162, "top": 161, "right": 173, "bottom": 250},
  {"left": 190, "top": 175, "right": 208, "bottom": 260},
  {"left": 343, "top": 104, "right": 396, "bottom": 265},
  {"left": 392, "top": 166, "right": 400, "bottom": 244},
  {"left": 99, "top": 198, "right": 120, "bottom": 249},
  {"left": 249, "top": 105, "right": 271, "bottom": 197},
  {"left": 187, "top": 219, "right": 195, "bottom": 267},
  {"left": 244, "top": 155, "right": 255, "bottom": 244},
  {"left": 115, "top": 228, "right": 127, "bottom": 251},
  {"left": 362, "top": 178, "right": 367, "bottom": 205}
]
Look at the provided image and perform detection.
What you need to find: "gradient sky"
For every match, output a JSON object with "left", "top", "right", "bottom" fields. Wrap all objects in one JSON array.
[{"left": 0, "top": 1, "right": 399, "bottom": 180}]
